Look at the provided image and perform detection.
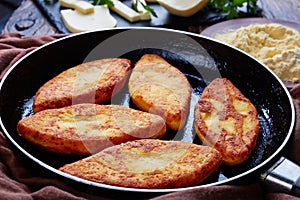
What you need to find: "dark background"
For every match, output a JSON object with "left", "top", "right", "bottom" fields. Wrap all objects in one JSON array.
[{"left": 0, "top": 0, "right": 23, "bottom": 32}]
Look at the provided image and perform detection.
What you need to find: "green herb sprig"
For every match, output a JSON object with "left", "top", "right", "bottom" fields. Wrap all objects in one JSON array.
[
  {"left": 90, "top": 0, "right": 114, "bottom": 7},
  {"left": 44, "top": 0, "right": 113, "bottom": 6},
  {"left": 208, "top": 0, "right": 261, "bottom": 19},
  {"left": 133, "top": 0, "right": 157, "bottom": 17}
]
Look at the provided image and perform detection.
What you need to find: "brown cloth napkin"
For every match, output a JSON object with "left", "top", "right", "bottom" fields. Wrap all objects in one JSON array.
[{"left": 0, "top": 33, "right": 299, "bottom": 200}]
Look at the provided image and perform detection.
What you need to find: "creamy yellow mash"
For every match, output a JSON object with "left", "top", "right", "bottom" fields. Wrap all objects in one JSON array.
[{"left": 215, "top": 23, "right": 300, "bottom": 83}]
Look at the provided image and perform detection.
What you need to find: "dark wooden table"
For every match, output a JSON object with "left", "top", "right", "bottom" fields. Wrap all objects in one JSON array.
[{"left": 2, "top": 0, "right": 300, "bottom": 36}]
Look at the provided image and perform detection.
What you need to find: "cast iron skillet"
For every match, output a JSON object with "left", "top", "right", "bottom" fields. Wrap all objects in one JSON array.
[{"left": 0, "top": 28, "right": 295, "bottom": 199}]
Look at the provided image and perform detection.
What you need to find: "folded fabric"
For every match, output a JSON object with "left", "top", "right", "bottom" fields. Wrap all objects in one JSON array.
[
  {"left": 0, "top": 32, "right": 299, "bottom": 200},
  {"left": 0, "top": 33, "right": 66, "bottom": 77}
]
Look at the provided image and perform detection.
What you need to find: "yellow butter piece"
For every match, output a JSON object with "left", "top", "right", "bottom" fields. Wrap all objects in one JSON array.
[
  {"left": 59, "top": 0, "right": 78, "bottom": 8},
  {"left": 61, "top": 5, "right": 117, "bottom": 33},
  {"left": 132, "top": 0, "right": 151, "bottom": 20},
  {"left": 157, "top": 0, "right": 208, "bottom": 17},
  {"left": 110, "top": 0, "right": 141, "bottom": 22},
  {"left": 73, "top": 1, "right": 94, "bottom": 14},
  {"left": 59, "top": 0, "right": 94, "bottom": 14}
]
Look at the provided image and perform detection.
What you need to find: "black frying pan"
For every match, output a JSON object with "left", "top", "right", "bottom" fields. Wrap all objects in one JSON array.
[{"left": 0, "top": 28, "right": 296, "bottom": 199}]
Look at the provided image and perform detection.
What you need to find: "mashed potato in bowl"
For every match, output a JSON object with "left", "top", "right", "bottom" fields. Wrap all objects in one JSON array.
[{"left": 215, "top": 23, "right": 300, "bottom": 83}]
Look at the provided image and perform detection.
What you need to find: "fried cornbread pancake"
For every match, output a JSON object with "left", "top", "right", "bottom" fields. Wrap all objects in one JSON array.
[
  {"left": 59, "top": 139, "right": 222, "bottom": 189},
  {"left": 194, "top": 78, "right": 260, "bottom": 165},
  {"left": 17, "top": 104, "right": 166, "bottom": 155},
  {"left": 128, "top": 54, "right": 192, "bottom": 130},
  {"left": 33, "top": 58, "right": 131, "bottom": 113}
]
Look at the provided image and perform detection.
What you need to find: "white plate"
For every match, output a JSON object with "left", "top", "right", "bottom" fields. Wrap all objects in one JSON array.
[{"left": 201, "top": 17, "right": 300, "bottom": 38}]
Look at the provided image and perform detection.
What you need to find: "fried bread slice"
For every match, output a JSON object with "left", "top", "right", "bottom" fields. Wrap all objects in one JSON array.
[
  {"left": 194, "top": 78, "right": 260, "bottom": 165},
  {"left": 17, "top": 104, "right": 166, "bottom": 155},
  {"left": 59, "top": 139, "right": 222, "bottom": 189},
  {"left": 128, "top": 54, "right": 192, "bottom": 130},
  {"left": 33, "top": 58, "right": 131, "bottom": 112}
]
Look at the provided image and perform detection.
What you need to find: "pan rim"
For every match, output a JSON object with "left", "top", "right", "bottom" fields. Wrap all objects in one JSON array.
[{"left": 0, "top": 27, "right": 296, "bottom": 194}]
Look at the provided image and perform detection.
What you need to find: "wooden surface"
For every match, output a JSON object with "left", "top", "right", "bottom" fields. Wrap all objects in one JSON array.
[
  {"left": 259, "top": 0, "right": 300, "bottom": 22},
  {"left": 2, "top": 0, "right": 58, "bottom": 36},
  {"left": 2, "top": 0, "right": 300, "bottom": 36}
]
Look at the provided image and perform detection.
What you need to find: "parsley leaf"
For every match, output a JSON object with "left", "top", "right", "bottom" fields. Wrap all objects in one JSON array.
[
  {"left": 208, "top": 0, "right": 261, "bottom": 19},
  {"left": 133, "top": 0, "right": 157, "bottom": 17},
  {"left": 140, "top": 1, "right": 157, "bottom": 17},
  {"left": 90, "top": 0, "right": 114, "bottom": 7}
]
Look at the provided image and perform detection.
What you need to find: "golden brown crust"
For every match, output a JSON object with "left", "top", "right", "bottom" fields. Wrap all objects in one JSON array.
[
  {"left": 17, "top": 104, "right": 166, "bottom": 155},
  {"left": 33, "top": 58, "right": 131, "bottom": 113},
  {"left": 194, "top": 78, "right": 260, "bottom": 165},
  {"left": 128, "top": 54, "right": 192, "bottom": 131},
  {"left": 59, "top": 139, "right": 222, "bottom": 189}
]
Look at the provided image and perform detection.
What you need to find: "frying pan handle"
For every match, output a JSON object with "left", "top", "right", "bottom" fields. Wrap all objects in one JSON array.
[
  {"left": 260, "top": 157, "right": 300, "bottom": 196},
  {"left": 293, "top": 177, "right": 300, "bottom": 196}
]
